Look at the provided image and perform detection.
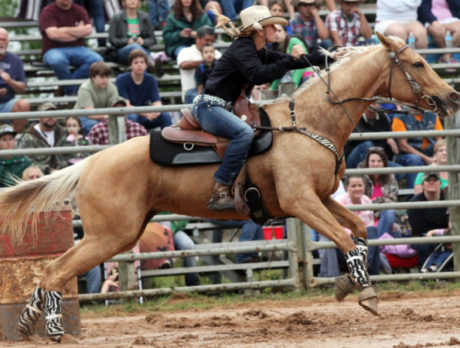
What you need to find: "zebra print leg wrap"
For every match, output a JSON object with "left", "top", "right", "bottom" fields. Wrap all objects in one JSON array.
[
  {"left": 353, "top": 237, "right": 369, "bottom": 266},
  {"left": 18, "top": 286, "right": 45, "bottom": 336},
  {"left": 345, "top": 248, "right": 370, "bottom": 289},
  {"left": 44, "top": 291, "right": 64, "bottom": 341}
]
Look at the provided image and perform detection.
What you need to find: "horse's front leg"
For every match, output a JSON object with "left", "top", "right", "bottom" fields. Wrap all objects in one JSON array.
[
  {"left": 279, "top": 191, "right": 378, "bottom": 315},
  {"left": 324, "top": 196, "right": 378, "bottom": 313}
]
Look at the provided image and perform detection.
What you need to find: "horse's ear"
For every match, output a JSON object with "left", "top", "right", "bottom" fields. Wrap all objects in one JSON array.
[{"left": 376, "top": 32, "right": 399, "bottom": 51}]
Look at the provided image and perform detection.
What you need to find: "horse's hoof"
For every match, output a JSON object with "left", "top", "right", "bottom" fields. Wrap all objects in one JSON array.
[
  {"left": 49, "top": 334, "right": 63, "bottom": 343},
  {"left": 334, "top": 275, "right": 357, "bottom": 301},
  {"left": 358, "top": 286, "right": 379, "bottom": 316}
]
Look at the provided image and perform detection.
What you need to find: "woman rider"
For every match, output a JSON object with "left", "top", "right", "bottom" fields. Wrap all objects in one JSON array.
[{"left": 192, "top": 5, "right": 330, "bottom": 211}]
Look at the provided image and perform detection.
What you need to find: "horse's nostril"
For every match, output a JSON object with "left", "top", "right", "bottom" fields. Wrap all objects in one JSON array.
[{"left": 449, "top": 92, "right": 460, "bottom": 103}]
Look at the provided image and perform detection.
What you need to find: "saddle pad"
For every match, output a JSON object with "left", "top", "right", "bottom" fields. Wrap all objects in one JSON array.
[{"left": 149, "top": 108, "right": 273, "bottom": 166}]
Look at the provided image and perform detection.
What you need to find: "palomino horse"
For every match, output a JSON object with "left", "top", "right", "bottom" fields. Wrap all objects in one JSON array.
[{"left": 1, "top": 32, "right": 459, "bottom": 342}]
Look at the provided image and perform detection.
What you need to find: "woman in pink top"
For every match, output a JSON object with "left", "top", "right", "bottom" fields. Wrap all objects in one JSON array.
[
  {"left": 361, "top": 147, "right": 400, "bottom": 238},
  {"left": 336, "top": 175, "right": 381, "bottom": 275}
]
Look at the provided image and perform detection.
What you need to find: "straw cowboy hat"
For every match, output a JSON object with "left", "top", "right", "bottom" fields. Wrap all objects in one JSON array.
[{"left": 240, "top": 6, "right": 288, "bottom": 33}]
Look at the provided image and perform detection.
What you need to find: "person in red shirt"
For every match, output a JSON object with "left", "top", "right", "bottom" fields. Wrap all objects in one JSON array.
[{"left": 39, "top": 0, "right": 103, "bottom": 96}]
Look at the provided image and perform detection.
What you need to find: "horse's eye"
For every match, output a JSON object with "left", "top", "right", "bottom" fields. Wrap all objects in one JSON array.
[{"left": 413, "top": 62, "right": 424, "bottom": 68}]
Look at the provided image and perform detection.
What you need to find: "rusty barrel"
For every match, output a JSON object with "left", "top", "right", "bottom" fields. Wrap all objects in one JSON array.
[{"left": 0, "top": 211, "right": 81, "bottom": 341}]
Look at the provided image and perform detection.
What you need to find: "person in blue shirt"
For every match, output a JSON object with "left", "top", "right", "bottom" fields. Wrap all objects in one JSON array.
[
  {"left": 0, "top": 28, "right": 30, "bottom": 134},
  {"left": 115, "top": 49, "right": 172, "bottom": 130}
]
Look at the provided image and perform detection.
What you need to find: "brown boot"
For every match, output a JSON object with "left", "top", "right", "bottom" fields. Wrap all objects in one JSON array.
[{"left": 208, "top": 182, "right": 235, "bottom": 211}]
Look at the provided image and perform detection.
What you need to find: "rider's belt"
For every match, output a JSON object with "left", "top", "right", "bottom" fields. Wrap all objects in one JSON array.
[{"left": 193, "top": 94, "right": 233, "bottom": 111}]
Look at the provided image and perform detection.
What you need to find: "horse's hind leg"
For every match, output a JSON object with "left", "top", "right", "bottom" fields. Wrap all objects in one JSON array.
[{"left": 323, "top": 197, "right": 378, "bottom": 314}]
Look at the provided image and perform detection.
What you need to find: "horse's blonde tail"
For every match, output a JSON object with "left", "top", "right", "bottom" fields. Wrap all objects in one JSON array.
[{"left": 0, "top": 158, "right": 89, "bottom": 244}]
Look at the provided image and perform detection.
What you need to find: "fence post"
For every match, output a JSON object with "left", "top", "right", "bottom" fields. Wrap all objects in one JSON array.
[
  {"left": 108, "top": 114, "right": 127, "bottom": 144},
  {"left": 286, "top": 218, "right": 300, "bottom": 290},
  {"left": 302, "top": 224, "right": 316, "bottom": 289},
  {"left": 447, "top": 112, "right": 460, "bottom": 271}
]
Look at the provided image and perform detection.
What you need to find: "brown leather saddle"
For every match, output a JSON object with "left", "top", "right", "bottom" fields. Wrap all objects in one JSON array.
[{"left": 161, "top": 95, "right": 263, "bottom": 159}]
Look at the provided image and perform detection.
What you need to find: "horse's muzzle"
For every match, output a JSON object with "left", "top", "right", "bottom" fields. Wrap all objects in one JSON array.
[{"left": 431, "top": 91, "right": 460, "bottom": 116}]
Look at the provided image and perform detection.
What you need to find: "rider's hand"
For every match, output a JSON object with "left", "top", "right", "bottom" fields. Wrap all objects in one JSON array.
[{"left": 290, "top": 44, "right": 305, "bottom": 59}]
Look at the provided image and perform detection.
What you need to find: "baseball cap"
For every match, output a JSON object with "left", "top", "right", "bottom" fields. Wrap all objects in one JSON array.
[
  {"left": 422, "top": 172, "right": 440, "bottom": 182},
  {"left": 0, "top": 124, "right": 17, "bottom": 137},
  {"left": 38, "top": 102, "right": 57, "bottom": 112}
]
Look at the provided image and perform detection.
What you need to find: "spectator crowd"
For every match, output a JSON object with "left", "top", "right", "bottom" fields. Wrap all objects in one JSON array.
[{"left": 1, "top": 0, "right": 459, "bottom": 295}]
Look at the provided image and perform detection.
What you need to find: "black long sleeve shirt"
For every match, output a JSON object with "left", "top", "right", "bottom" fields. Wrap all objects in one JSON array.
[
  {"left": 407, "top": 191, "right": 449, "bottom": 237},
  {"left": 204, "top": 37, "right": 327, "bottom": 103}
]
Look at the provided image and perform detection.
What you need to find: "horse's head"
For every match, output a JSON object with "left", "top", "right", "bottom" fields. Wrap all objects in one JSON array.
[{"left": 377, "top": 31, "right": 460, "bottom": 117}]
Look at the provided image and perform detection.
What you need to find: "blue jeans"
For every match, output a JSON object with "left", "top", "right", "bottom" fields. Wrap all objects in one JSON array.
[
  {"left": 377, "top": 209, "right": 395, "bottom": 237},
  {"left": 394, "top": 153, "right": 425, "bottom": 189},
  {"left": 43, "top": 47, "right": 103, "bottom": 95},
  {"left": 235, "top": 221, "right": 263, "bottom": 263},
  {"left": 184, "top": 88, "right": 198, "bottom": 104},
  {"left": 127, "top": 112, "right": 172, "bottom": 130},
  {"left": 74, "top": 0, "right": 106, "bottom": 46},
  {"left": 117, "top": 44, "right": 151, "bottom": 65},
  {"left": 174, "top": 231, "right": 200, "bottom": 286},
  {"left": 80, "top": 116, "right": 99, "bottom": 135},
  {"left": 346, "top": 141, "right": 374, "bottom": 168},
  {"left": 192, "top": 101, "right": 254, "bottom": 186},
  {"left": 220, "top": 0, "right": 254, "bottom": 20},
  {"left": 83, "top": 265, "right": 102, "bottom": 293},
  {"left": 148, "top": 0, "right": 170, "bottom": 28},
  {"left": 366, "top": 226, "right": 380, "bottom": 275}
]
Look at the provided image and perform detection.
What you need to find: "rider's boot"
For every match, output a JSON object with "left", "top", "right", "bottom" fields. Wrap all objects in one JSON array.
[{"left": 208, "top": 181, "right": 235, "bottom": 211}]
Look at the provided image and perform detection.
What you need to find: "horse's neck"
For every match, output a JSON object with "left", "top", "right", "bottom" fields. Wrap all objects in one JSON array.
[{"left": 296, "top": 47, "right": 388, "bottom": 151}]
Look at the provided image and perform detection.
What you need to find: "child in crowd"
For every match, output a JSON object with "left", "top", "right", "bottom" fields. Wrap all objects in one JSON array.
[
  {"left": 194, "top": 43, "right": 217, "bottom": 95},
  {"left": 62, "top": 116, "right": 90, "bottom": 165},
  {"left": 21, "top": 165, "right": 43, "bottom": 181}
]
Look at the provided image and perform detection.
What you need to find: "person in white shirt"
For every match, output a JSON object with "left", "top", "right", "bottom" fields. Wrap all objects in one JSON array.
[{"left": 177, "top": 25, "right": 222, "bottom": 103}]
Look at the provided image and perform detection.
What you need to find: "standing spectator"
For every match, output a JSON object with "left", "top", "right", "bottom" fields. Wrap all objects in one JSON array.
[
  {"left": 195, "top": 44, "right": 217, "bottom": 95},
  {"left": 336, "top": 175, "right": 381, "bottom": 275},
  {"left": 0, "top": 125, "right": 32, "bottom": 187},
  {"left": 148, "top": 0, "right": 169, "bottom": 29},
  {"left": 375, "top": 0, "right": 428, "bottom": 49},
  {"left": 326, "top": 0, "right": 373, "bottom": 47},
  {"left": 162, "top": 0, "right": 213, "bottom": 59},
  {"left": 16, "top": 102, "right": 68, "bottom": 174},
  {"left": 361, "top": 147, "right": 399, "bottom": 238},
  {"left": 73, "top": 0, "right": 107, "bottom": 47},
  {"left": 39, "top": 0, "right": 103, "bottom": 96},
  {"left": 290, "top": 0, "right": 330, "bottom": 50},
  {"left": 74, "top": 62, "right": 126, "bottom": 135},
  {"left": 177, "top": 26, "right": 221, "bottom": 103},
  {"left": 391, "top": 109, "right": 443, "bottom": 188},
  {"left": 418, "top": 0, "right": 460, "bottom": 64},
  {"left": 413, "top": 139, "right": 449, "bottom": 194},
  {"left": 0, "top": 28, "right": 30, "bottom": 134},
  {"left": 108, "top": 0, "right": 157, "bottom": 68},
  {"left": 220, "top": 0, "right": 254, "bottom": 21},
  {"left": 116, "top": 50, "right": 173, "bottom": 130},
  {"left": 407, "top": 172, "right": 449, "bottom": 267}
]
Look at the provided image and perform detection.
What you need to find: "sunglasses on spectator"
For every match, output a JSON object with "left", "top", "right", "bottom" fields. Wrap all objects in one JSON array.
[
  {"left": 298, "top": 3, "right": 315, "bottom": 7},
  {"left": 368, "top": 146, "right": 385, "bottom": 152}
]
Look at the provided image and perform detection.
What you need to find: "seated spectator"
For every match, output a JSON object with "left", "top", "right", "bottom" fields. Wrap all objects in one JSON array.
[
  {"left": 267, "top": 0, "right": 295, "bottom": 21},
  {"left": 336, "top": 175, "right": 381, "bottom": 275},
  {"left": 414, "top": 138, "right": 448, "bottom": 194},
  {"left": 0, "top": 27, "right": 30, "bottom": 134},
  {"left": 74, "top": 61, "right": 126, "bottom": 135},
  {"left": 88, "top": 109, "right": 148, "bottom": 145},
  {"left": 17, "top": 102, "right": 68, "bottom": 174},
  {"left": 375, "top": 0, "right": 428, "bottom": 49},
  {"left": 108, "top": 0, "right": 157, "bottom": 68},
  {"left": 21, "top": 165, "right": 43, "bottom": 181},
  {"left": 391, "top": 108, "right": 443, "bottom": 188},
  {"left": 101, "top": 265, "right": 119, "bottom": 294},
  {"left": 361, "top": 147, "right": 400, "bottom": 238},
  {"left": 162, "top": 0, "right": 213, "bottom": 59},
  {"left": 62, "top": 116, "right": 91, "bottom": 165},
  {"left": 170, "top": 218, "right": 201, "bottom": 286},
  {"left": 74, "top": 0, "right": 107, "bottom": 47},
  {"left": 422, "top": 224, "right": 451, "bottom": 272},
  {"left": 220, "top": 0, "right": 254, "bottom": 21},
  {"left": 418, "top": 0, "right": 460, "bottom": 64},
  {"left": 269, "top": 24, "right": 312, "bottom": 94},
  {"left": 290, "top": 0, "right": 331, "bottom": 51},
  {"left": 326, "top": 0, "right": 374, "bottom": 47},
  {"left": 407, "top": 172, "right": 449, "bottom": 267},
  {"left": 0, "top": 124, "right": 32, "bottom": 187},
  {"left": 195, "top": 44, "right": 217, "bottom": 95},
  {"left": 177, "top": 26, "right": 221, "bottom": 104},
  {"left": 116, "top": 50, "right": 173, "bottom": 130},
  {"left": 39, "top": 0, "right": 103, "bottom": 96},
  {"left": 148, "top": 0, "right": 169, "bottom": 29}
]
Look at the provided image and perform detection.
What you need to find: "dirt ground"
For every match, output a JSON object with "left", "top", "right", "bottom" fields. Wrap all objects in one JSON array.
[{"left": 3, "top": 289, "right": 460, "bottom": 348}]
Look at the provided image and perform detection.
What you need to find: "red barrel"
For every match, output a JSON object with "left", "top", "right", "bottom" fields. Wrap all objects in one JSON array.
[{"left": 0, "top": 211, "right": 81, "bottom": 341}]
